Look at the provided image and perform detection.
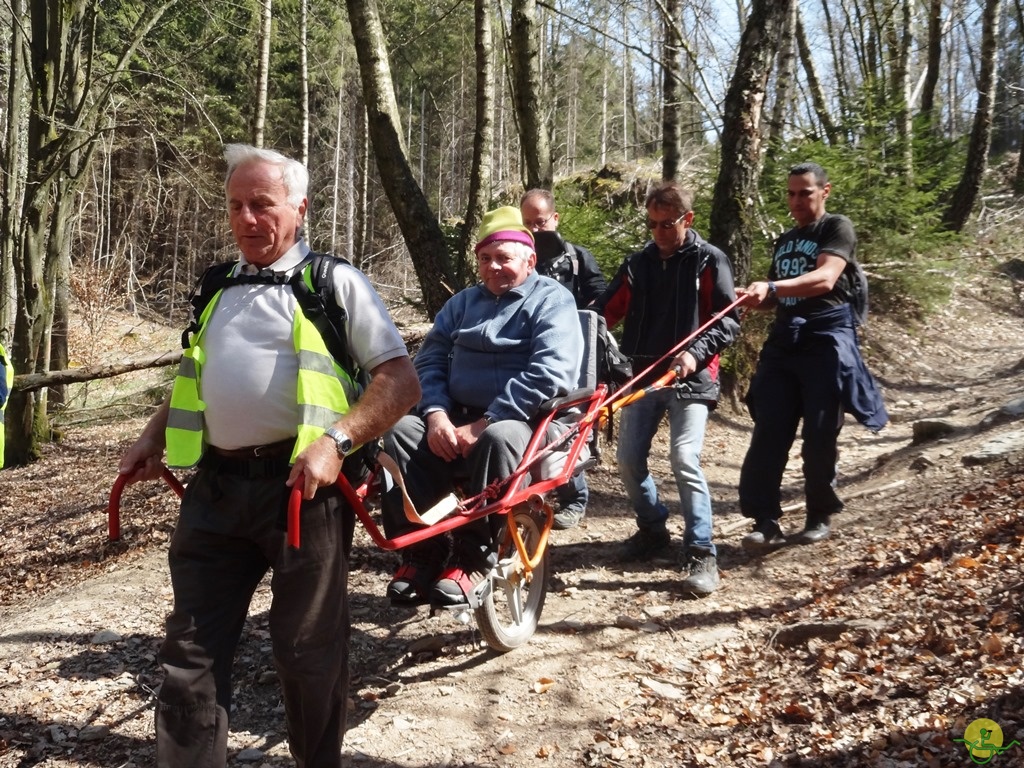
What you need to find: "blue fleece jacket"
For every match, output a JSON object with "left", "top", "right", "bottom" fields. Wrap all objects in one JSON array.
[{"left": 416, "top": 270, "right": 583, "bottom": 423}]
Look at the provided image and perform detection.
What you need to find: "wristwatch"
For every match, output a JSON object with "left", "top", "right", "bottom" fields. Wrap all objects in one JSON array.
[
  {"left": 324, "top": 427, "right": 354, "bottom": 458},
  {"left": 767, "top": 281, "right": 777, "bottom": 297}
]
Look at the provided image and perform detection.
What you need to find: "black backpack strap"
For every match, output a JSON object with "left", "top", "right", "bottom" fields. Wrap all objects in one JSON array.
[
  {"left": 185, "top": 253, "right": 361, "bottom": 381},
  {"left": 289, "top": 252, "right": 359, "bottom": 379},
  {"left": 183, "top": 261, "right": 236, "bottom": 350}
]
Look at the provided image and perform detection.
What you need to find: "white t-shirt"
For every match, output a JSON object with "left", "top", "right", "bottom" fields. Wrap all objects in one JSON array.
[{"left": 200, "top": 240, "right": 407, "bottom": 449}]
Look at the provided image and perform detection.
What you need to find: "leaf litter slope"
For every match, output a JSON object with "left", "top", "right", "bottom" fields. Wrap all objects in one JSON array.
[{"left": 0, "top": 271, "right": 1022, "bottom": 767}]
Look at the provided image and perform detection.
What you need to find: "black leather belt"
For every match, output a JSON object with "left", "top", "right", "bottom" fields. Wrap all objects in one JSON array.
[
  {"left": 201, "top": 438, "right": 295, "bottom": 478},
  {"left": 209, "top": 438, "right": 294, "bottom": 459}
]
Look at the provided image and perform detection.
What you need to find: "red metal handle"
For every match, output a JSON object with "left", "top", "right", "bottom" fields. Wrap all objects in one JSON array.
[
  {"left": 107, "top": 465, "right": 184, "bottom": 541},
  {"left": 288, "top": 477, "right": 303, "bottom": 549}
]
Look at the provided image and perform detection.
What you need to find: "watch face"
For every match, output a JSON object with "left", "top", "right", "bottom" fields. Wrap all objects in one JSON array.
[{"left": 327, "top": 428, "right": 352, "bottom": 456}]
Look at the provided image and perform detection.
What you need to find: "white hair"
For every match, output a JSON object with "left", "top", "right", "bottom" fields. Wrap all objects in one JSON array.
[
  {"left": 505, "top": 241, "right": 535, "bottom": 262},
  {"left": 223, "top": 143, "right": 308, "bottom": 207}
]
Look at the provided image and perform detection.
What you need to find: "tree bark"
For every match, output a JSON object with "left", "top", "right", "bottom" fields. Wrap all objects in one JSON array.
[
  {"left": 458, "top": 0, "right": 495, "bottom": 284},
  {"left": 253, "top": 0, "right": 273, "bottom": 148},
  {"left": 13, "top": 352, "right": 183, "bottom": 392},
  {"left": 918, "top": 0, "right": 944, "bottom": 135},
  {"left": 943, "top": 0, "right": 1002, "bottom": 232},
  {"left": 510, "top": 0, "right": 552, "bottom": 189},
  {"left": 6, "top": 0, "right": 174, "bottom": 466},
  {"left": 795, "top": 8, "right": 839, "bottom": 145},
  {"left": 344, "top": 0, "right": 455, "bottom": 317},
  {"left": 766, "top": 2, "right": 797, "bottom": 151},
  {"left": 709, "top": 0, "right": 792, "bottom": 286},
  {"left": 661, "top": 0, "right": 682, "bottom": 181}
]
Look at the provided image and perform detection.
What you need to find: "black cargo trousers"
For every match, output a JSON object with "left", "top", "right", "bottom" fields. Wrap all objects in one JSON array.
[{"left": 155, "top": 454, "right": 350, "bottom": 768}]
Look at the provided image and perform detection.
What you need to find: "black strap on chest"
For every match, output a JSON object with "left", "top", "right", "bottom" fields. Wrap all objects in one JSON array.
[{"left": 183, "top": 252, "right": 359, "bottom": 379}]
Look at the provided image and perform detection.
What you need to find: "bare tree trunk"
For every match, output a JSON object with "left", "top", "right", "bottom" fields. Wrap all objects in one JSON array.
[
  {"left": 918, "top": 0, "right": 944, "bottom": 134},
  {"left": 355, "top": 105, "right": 368, "bottom": 268},
  {"left": 7, "top": 0, "right": 174, "bottom": 465},
  {"left": 510, "top": 0, "right": 552, "bottom": 189},
  {"left": 253, "top": 0, "right": 273, "bottom": 148},
  {"left": 767, "top": 2, "right": 797, "bottom": 151},
  {"left": 886, "top": 0, "right": 914, "bottom": 180},
  {"left": 344, "top": 0, "right": 455, "bottom": 317},
  {"left": 299, "top": 0, "right": 310, "bottom": 167},
  {"left": 661, "top": 0, "right": 682, "bottom": 181},
  {"left": 943, "top": 0, "right": 1002, "bottom": 232},
  {"left": 709, "top": 0, "right": 793, "bottom": 286},
  {"left": 1, "top": 0, "right": 27, "bottom": 340},
  {"left": 795, "top": 8, "right": 840, "bottom": 145},
  {"left": 459, "top": 0, "right": 495, "bottom": 284}
]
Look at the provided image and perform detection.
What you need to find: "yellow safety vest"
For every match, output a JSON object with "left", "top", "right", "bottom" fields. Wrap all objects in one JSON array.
[
  {"left": 0, "top": 342, "right": 11, "bottom": 469},
  {"left": 164, "top": 267, "right": 361, "bottom": 469}
]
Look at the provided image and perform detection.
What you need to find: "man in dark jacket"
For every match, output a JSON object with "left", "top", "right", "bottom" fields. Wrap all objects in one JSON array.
[
  {"left": 596, "top": 181, "right": 740, "bottom": 596},
  {"left": 737, "top": 162, "right": 887, "bottom": 551},
  {"left": 520, "top": 189, "right": 608, "bottom": 530}
]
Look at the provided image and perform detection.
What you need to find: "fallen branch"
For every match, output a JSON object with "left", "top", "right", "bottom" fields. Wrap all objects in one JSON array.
[{"left": 12, "top": 352, "right": 182, "bottom": 392}]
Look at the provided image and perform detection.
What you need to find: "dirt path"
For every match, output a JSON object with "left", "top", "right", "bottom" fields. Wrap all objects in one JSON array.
[{"left": 1, "top": 269, "right": 1022, "bottom": 768}]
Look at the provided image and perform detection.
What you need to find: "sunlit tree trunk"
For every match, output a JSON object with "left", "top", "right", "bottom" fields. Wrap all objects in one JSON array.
[
  {"left": 766, "top": 2, "right": 797, "bottom": 151},
  {"left": 253, "top": 0, "right": 273, "bottom": 148},
  {"left": 345, "top": 0, "right": 455, "bottom": 317},
  {"left": 943, "top": 0, "right": 1002, "bottom": 231},
  {"left": 299, "top": 0, "right": 309, "bottom": 167},
  {"left": 709, "top": 0, "right": 792, "bottom": 286},
  {"left": 662, "top": 0, "right": 682, "bottom": 180},
  {"left": 7, "top": 0, "right": 174, "bottom": 465},
  {"left": 459, "top": 0, "right": 494, "bottom": 284},
  {"left": 510, "top": 0, "right": 552, "bottom": 188},
  {"left": 918, "top": 0, "right": 945, "bottom": 135},
  {"left": 1, "top": 0, "right": 27, "bottom": 342},
  {"left": 795, "top": 8, "right": 840, "bottom": 145}
]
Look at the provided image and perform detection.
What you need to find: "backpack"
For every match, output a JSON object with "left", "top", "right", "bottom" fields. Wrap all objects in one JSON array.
[
  {"left": 577, "top": 310, "right": 632, "bottom": 394},
  {"left": 844, "top": 258, "right": 869, "bottom": 327},
  {"left": 185, "top": 252, "right": 360, "bottom": 380},
  {"left": 532, "top": 230, "right": 580, "bottom": 296}
]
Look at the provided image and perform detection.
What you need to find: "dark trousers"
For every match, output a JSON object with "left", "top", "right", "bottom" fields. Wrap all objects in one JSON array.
[
  {"left": 156, "top": 465, "right": 350, "bottom": 768},
  {"left": 381, "top": 414, "right": 534, "bottom": 564},
  {"left": 738, "top": 340, "right": 845, "bottom": 524}
]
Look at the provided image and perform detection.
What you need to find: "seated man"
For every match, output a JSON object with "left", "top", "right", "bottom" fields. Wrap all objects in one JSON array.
[{"left": 382, "top": 206, "right": 583, "bottom": 607}]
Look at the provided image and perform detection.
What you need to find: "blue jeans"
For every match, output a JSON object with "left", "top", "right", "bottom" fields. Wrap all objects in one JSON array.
[
  {"left": 556, "top": 472, "right": 589, "bottom": 512},
  {"left": 616, "top": 389, "right": 715, "bottom": 555}
]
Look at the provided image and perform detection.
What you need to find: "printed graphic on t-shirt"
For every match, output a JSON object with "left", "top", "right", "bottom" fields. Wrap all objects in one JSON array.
[{"left": 772, "top": 236, "right": 818, "bottom": 309}]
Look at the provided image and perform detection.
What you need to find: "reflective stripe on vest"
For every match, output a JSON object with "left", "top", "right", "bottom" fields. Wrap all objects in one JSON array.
[{"left": 164, "top": 265, "right": 360, "bottom": 469}]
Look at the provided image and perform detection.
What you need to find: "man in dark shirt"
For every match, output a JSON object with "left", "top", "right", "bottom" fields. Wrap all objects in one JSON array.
[
  {"left": 737, "top": 162, "right": 888, "bottom": 551},
  {"left": 520, "top": 189, "right": 608, "bottom": 529},
  {"left": 596, "top": 182, "right": 740, "bottom": 596}
]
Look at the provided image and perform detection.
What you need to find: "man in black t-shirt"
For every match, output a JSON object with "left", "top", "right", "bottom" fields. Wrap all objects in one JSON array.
[{"left": 737, "top": 162, "right": 887, "bottom": 551}]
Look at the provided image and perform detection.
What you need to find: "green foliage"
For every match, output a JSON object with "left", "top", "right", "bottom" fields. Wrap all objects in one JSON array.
[{"left": 755, "top": 139, "right": 967, "bottom": 320}]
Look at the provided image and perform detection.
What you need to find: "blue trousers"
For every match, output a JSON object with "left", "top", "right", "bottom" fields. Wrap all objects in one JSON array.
[{"left": 616, "top": 389, "right": 715, "bottom": 555}]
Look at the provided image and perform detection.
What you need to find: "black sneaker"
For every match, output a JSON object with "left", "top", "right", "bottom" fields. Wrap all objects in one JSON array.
[
  {"left": 618, "top": 526, "right": 672, "bottom": 562},
  {"left": 553, "top": 505, "right": 585, "bottom": 530},
  {"left": 386, "top": 541, "right": 447, "bottom": 604},
  {"left": 680, "top": 551, "right": 719, "bottom": 596},
  {"left": 795, "top": 514, "right": 831, "bottom": 544},
  {"left": 741, "top": 519, "right": 787, "bottom": 553}
]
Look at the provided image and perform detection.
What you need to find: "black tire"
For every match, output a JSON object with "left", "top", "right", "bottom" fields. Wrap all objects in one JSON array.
[{"left": 475, "top": 507, "right": 548, "bottom": 652}]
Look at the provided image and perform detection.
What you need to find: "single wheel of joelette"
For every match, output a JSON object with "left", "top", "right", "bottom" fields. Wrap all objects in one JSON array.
[{"left": 475, "top": 507, "right": 549, "bottom": 652}]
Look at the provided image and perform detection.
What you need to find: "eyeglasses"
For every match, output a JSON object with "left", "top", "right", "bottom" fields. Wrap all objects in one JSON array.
[
  {"left": 646, "top": 213, "right": 687, "bottom": 230},
  {"left": 527, "top": 214, "right": 553, "bottom": 230}
]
